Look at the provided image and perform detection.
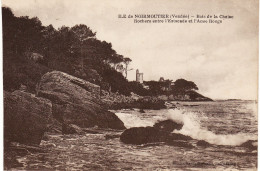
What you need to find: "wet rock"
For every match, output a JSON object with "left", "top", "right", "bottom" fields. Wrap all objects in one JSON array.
[
  {"left": 120, "top": 127, "right": 167, "bottom": 145},
  {"left": 37, "top": 71, "right": 125, "bottom": 130},
  {"left": 168, "top": 133, "right": 193, "bottom": 141},
  {"left": 240, "top": 140, "right": 257, "bottom": 151},
  {"left": 166, "top": 141, "right": 193, "bottom": 148},
  {"left": 197, "top": 140, "right": 211, "bottom": 147},
  {"left": 120, "top": 125, "right": 192, "bottom": 146},
  {"left": 47, "top": 117, "right": 62, "bottom": 133},
  {"left": 105, "top": 134, "right": 121, "bottom": 140},
  {"left": 4, "top": 91, "right": 52, "bottom": 145},
  {"left": 153, "top": 120, "right": 183, "bottom": 133},
  {"left": 62, "top": 123, "right": 84, "bottom": 134},
  {"left": 42, "top": 133, "right": 50, "bottom": 141}
]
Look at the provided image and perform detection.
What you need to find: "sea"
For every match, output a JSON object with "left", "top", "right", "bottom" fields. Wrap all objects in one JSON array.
[{"left": 14, "top": 100, "right": 257, "bottom": 171}]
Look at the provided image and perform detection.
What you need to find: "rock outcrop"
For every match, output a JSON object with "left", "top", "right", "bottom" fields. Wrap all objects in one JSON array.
[
  {"left": 196, "top": 140, "right": 211, "bottom": 147},
  {"left": 120, "top": 127, "right": 166, "bottom": 145},
  {"left": 120, "top": 126, "right": 192, "bottom": 145},
  {"left": 4, "top": 91, "right": 52, "bottom": 145},
  {"left": 120, "top": 119, "right": 191, "bottom": 146},
  {"left": 36, "top": 71, "right": 125, "bottom": 130}
]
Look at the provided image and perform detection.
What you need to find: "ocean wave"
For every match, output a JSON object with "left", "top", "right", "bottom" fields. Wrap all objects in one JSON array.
[
  {"left": 115, "top": 112, "right": 158, "bottom": 128},
  {"left": 166, "top": 109, "right": 257, "bottom": 146},
  {"left": 115, "top": 108, "right": 257, "bottom": 146}
]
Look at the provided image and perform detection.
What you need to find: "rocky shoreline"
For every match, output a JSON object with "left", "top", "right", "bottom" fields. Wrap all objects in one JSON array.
[
  {"left": 4, "top": 71, "right": 212, "bottom": 169},
  {"left": 4, "top": 71, "right": 125, "bottom": 169}
]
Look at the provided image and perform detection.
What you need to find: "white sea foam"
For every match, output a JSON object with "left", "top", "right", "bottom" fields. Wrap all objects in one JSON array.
[
  {"left": 115, "top": 112, "right": 156, "bottom": 128},
  {"left": 116, "top": 108, "right": 256, "bottom": 146},
  {"left": 166, "top": 109, "right": 257, "bottom": 146}
]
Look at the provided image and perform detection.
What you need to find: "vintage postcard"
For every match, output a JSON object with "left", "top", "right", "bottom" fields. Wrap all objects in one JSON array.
[{"left": 2, "top": 0, "right": 258, "bottom": 170}]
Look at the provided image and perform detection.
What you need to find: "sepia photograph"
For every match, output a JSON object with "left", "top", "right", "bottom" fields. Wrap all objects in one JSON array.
[{"left": 2, "top": 0, "right": 258, "bottom": 170}]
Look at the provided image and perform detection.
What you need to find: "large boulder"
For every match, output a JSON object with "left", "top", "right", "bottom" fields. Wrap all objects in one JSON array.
[
  {"left": 120, "top": 126, "right": 192, "bottom": 145},
  {"left": 36, "top": 71, "right": 125, "bottom": 130},
  {"left": 4, "top": 91, "right": 52, "bottom": 145},
  {"left": 120, "top": 127, "right": 167, "bottom": 145}
]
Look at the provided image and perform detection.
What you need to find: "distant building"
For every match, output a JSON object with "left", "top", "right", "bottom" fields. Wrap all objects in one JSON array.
[{"left": 136, "top": 69, "right": 144, "bottom": 84}]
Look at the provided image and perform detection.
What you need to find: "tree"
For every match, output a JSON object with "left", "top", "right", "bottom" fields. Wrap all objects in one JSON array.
[
  {"left": 115, "top": 63, "right": 124, "bottom": 74},
  {"left": 71, "top": 24, "right": 96, "bottom": 69},
  {"left": 173, "top": 79, "right": 198, "bottom": 92},
  {"left": 2, "top": 7, "right": 44, "bottom": 56},
  {"left": 2, "top": 7, "right": 16, "bottom": 55},
  {"left": 144, "top": 81, "right": 169, "bottom": 96},
  {"left": 42, "top": 24, "right": 57, "bottom": 63},
  {"left": 2, "top": 7, "right": 138, "bottom": 96},
  {"left": 123, "top": 57, "right": 132, "bottom": 79}
]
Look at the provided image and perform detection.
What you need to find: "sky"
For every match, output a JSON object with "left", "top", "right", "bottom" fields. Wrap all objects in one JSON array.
[{"left": 2, "top": 0, "right": 259, "bottom": 100}]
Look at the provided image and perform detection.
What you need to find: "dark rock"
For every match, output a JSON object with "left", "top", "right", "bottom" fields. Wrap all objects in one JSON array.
[
  {"left": 42, "top": 133, "right": 50, "bottom": 141},
  {"left": 62, "top": 123, "right": 84, "bottom": 134},
  {"left": 166, "top": 141, "right": 193, "bottom": 148},
  {"left": 54, "top": 103, "right": 125, "bottom": 129},
  {"left": 4, "top": 91, "right": 52, "bottom": 145},
  {"left": 168, "top": 133, "right": 193, "bottom": 141},
  {"left": 197, "top": 140, "right": 211, "bottom": 147},
  {"left": 153, "top": 120, "right": 183, "bottom": 133},
  {"left": 120, "top": 127, "right": 168, "bottom": 145},
  {"left": 37, "top": 71, "right": 125, "bottom": 130},
  {"left": 120, "top": 127, "right": 192, "bottom": 145},
  {"left": 139, "top": 109, "right": 145, "bottom": 113},
  {"left": 46, "top": 117, "right": 62, "bottom": 133},
  {"left": 105, "top": 134, "right": 121, "bottom": 140},
  {"left": 240, "top": 140, "right": 257, "bottom": 151}
]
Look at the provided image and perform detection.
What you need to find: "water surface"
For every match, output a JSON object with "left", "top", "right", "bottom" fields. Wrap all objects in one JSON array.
[{"left": 14, "top": 100, "right": 257, "bottom": 170}]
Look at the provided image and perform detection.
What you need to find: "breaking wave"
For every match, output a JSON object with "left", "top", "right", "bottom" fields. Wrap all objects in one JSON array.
[
  {"left": 116, "top": 108, "right": 257, "bottom": 146},
  {"left": 166, "top": 109, "right": 257, "bottom": 146},
  {"left": 115, "top": 112, "right": 161, "bottom": 128}
]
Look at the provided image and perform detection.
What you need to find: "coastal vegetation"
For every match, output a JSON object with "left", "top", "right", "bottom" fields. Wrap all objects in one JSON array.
[{"left": 3, "top": 7, "right": 211, "bottom": 101}]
